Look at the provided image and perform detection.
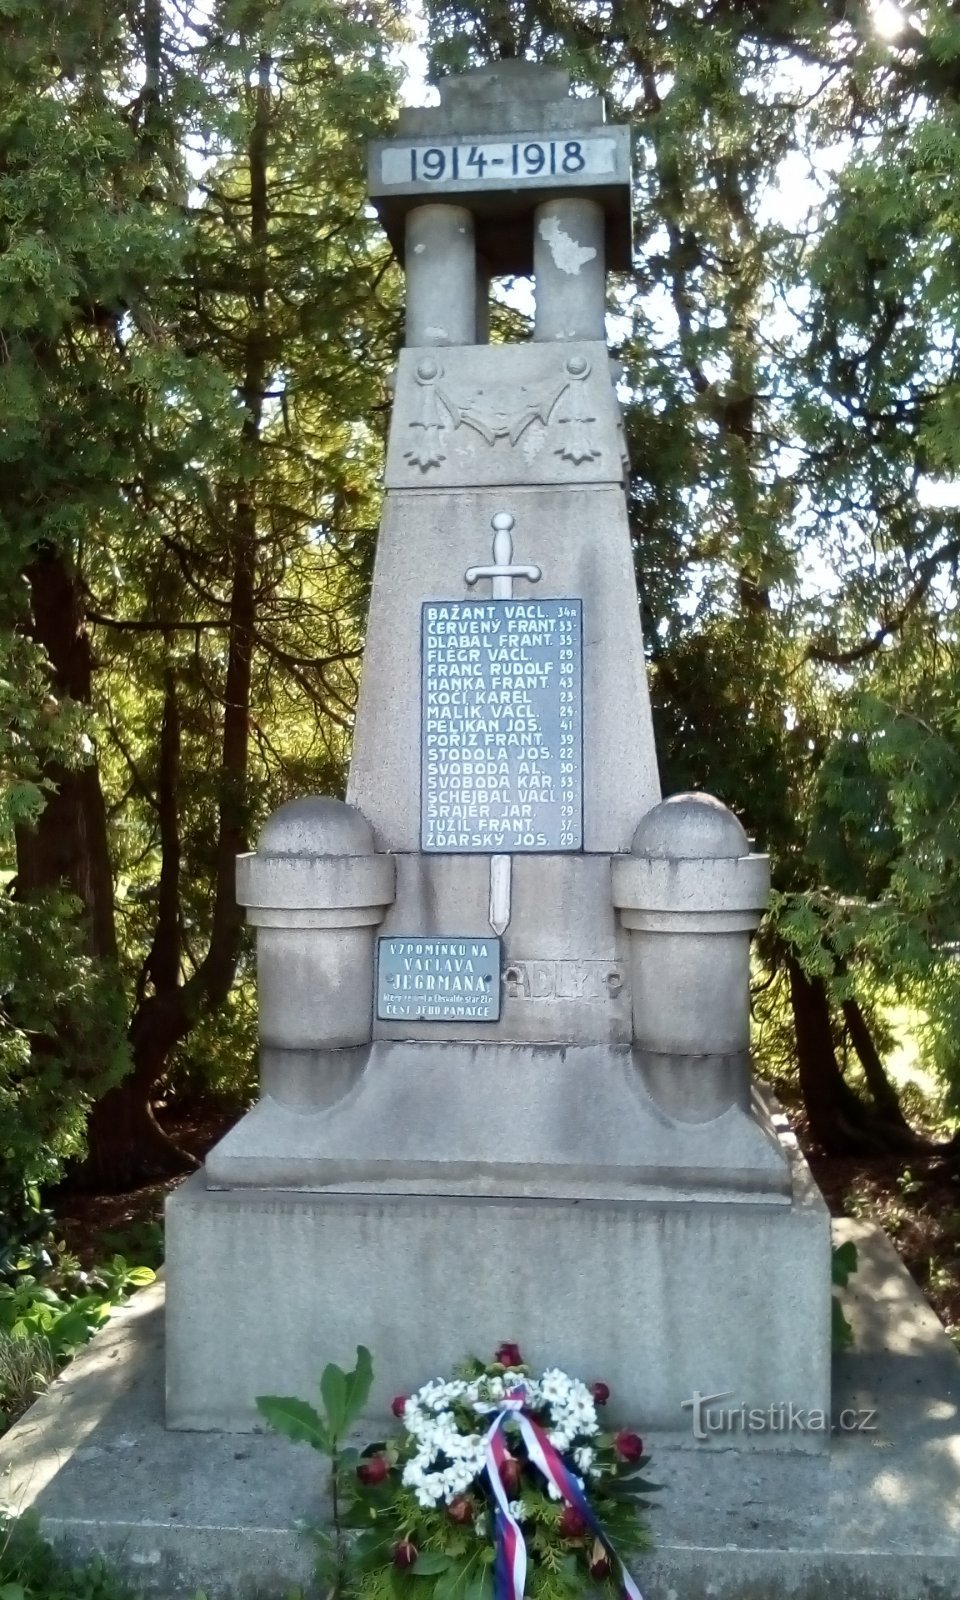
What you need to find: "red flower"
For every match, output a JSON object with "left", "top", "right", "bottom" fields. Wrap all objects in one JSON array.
[
  {"left": 495, "top": 1342, "right": 523, "bottom": 1368},
  {"left": 390, "top": 1395, "right": 408, "bottom": 1419},
  {"left": 498, "top": 1454, "right": 522, "bottom": 1495},
  {"left": 590, "top": 1555, "right": 612, "bottom": 1580},
  {"left": 357, "top": 1454, "right": 389, "bottom": 1485},
  {"left": 393, "top": 1542, "right": 418, "bottom": 1569},
  {"left": 448, "top": 1496, "right": 474, "bottom": 1525},
  {"left": 590, "top": 1382, "right": 610, "bottom": 1406},
  {"left": 614, "top": 1430, "right": 643, "bottom": 1462},
  {"left": 558, "top": 1506, "right": 588, "bottom": 1539}
]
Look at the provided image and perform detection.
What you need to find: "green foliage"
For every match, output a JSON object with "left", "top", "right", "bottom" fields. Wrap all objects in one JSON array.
[
  {"left": 0, "top": 1255, "right": 156, "bottom": 1431},
  {"left": 831, "top": 1240, "right": 858, "bottom": 1353},
  {"left": 257, "top": 1344, "right": 374, "bottom": 1453},
  {"left": 0, "top": 1257, "right": 155, "bottom": 1360},
  {"left": 0, "top": 1515, "right": 139, "bottom": 1600},
  {"left": 0, "top": 892, "right": 130, "bottom": 1199}
]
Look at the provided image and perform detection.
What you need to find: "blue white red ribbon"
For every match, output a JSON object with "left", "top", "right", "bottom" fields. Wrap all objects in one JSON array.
[{"left": 477, "top": 1388, "right": 644, "bottom": 1600}]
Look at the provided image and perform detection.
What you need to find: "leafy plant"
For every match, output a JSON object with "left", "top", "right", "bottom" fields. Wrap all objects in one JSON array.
[
  {"left": 0, "top": 1252, "right": 155, "bottom": 1433},
  {"left": 258, "top": 1345, "right": 374, "bottom": 1597}
]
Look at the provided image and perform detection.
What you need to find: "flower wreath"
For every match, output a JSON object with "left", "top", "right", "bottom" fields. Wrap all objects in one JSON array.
[{"left": 344, "top": 1344, "right": 657, "bottom": 1600}]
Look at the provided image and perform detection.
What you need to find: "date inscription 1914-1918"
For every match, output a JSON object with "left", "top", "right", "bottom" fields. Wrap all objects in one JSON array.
[{"left": 379, "top": 135, "right": 618, "bottom": 190}]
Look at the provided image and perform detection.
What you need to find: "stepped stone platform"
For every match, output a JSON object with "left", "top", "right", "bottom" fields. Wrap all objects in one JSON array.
[{"left": 1, "top": 1220, "right": 958, "bottom": 1600}]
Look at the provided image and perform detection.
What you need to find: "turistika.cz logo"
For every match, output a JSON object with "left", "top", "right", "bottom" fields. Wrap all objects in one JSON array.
[{"left": 681, "top": 1390, "right": 878, "bottom": 1440}]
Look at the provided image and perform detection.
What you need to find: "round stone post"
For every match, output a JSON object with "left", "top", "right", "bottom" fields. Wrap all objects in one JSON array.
[
  {"left": 612, "top": 793, "right": 769, "bottom": 1122},
  {"left": 405, "top": 203, "right": 476, "bottom": 346},
  {"left": 235, "top": 797, "right": 395, "bottom": 1110},
  {"left": 533, "top": 197, "right": 606, "bottom": 342}
]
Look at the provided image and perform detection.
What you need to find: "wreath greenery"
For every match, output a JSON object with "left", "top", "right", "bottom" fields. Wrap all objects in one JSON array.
[{"left": 258, "top": 1343, "right": 658, "bottom": 1600}]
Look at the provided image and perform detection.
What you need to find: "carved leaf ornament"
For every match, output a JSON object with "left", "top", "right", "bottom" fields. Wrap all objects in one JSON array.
[{"left": 405, "top": 355, "right": 601, "bottom": 471}]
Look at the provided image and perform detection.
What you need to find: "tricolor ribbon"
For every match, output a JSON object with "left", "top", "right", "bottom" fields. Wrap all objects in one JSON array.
[{"left": 476, "top": 1388, "right": 644, "bottom": 1600}]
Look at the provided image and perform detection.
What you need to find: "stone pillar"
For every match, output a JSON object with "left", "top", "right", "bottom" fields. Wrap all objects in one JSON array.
[
  {"left": 533, "top": 197, "right": 605, "bottom": 342},
  {"left": 405, "top": 203, "right": 476, "bottom": 347},
  {"left": 235, "top": 796, "right": 395, "bottom": 1110},
  {"left": 612, "top": 793, "right": 769, "bottom": 1122}
]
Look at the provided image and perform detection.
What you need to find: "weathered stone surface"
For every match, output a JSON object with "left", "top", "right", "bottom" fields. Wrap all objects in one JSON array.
[
  {"left": 201, "top": 1048, "right": 790, "bottom": 1196},
  {"left": 166, "top": 60, "right": 830, "bottom": 1472},
  {"left": 373, "top": 854, "right": 629, "bottom": 1046},
  {"left": 169, "top": 1134, "right": 823, "bottom": 1436},
  {"left": 405, "top": 204, "right": 477, "bottom": 347},
  {"left": 384, "top": 341, "right": 626, "bottom": 489},
  {"left": 533, "top": 198, "right": 607, "bottom": 342}
]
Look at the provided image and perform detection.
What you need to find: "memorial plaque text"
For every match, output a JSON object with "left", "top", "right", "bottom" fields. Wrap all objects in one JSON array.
[
  {"left": 378, "top": 937, "right": 501, "bottom": 1021},
  {"left": 421, "top": 598, "right": 583, "bottom": 852}
]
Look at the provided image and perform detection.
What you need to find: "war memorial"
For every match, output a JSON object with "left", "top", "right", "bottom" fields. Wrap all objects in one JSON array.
[{"left": 2, "top": 59, "right": 959, "bottom": 1600}]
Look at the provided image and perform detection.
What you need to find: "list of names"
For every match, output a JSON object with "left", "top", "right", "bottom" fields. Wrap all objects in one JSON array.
[{"left": 421, "top": 599, "right": 583, "bottom": 852}]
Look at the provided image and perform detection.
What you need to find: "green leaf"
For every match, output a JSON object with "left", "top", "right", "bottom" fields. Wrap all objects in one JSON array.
[
  {"left": 409, "top": 1554, "right": 453, "bottom": 1575},
  {"left": 832, "top": 1295, "right": 854, "bottom": 1352},
  {"left": 320, "top": 1362, "right": 348, "bottom": 1436},
  {"left": 832, "top": 1240, "right": 858, "bottom": 1286},
  {"left": 435, "top": 1552, "right": 481, "bottom": 1600},
  {"left": 0, "top": 1583, "right": 27, "bottom": 1600},
  {"left": 342, "top": 1343, "right": 374, "bottom": 1432},
  {"left": 466, "top": 1566, "right": 494, "bottom": 1600},
  {"left": 255, "top": 1394, "right": 330, "bottom": 1452}
]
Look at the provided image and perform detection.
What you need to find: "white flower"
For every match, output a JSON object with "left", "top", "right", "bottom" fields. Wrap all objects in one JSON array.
[{"left": 507, "top": 1501, "right": 528, "bottom": 1523}]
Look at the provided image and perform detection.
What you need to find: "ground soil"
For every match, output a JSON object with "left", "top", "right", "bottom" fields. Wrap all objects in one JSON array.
[{"left": 51, "top": 1097, "right": 960, "bottom": 1348}]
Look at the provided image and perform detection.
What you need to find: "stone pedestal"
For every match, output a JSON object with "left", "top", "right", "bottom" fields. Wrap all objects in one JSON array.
[
  {"left": 168, "top": 1135, "right": 830, "bottom": 1448},
  {"left": 166, "top": 61, "right": 832, "bottom": 1452}
]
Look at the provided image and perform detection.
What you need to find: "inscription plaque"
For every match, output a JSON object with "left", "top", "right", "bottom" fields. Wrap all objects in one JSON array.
[
  {"left": 377, "top": 937, "right": 501, "bottom": 1022},
  {"left": 421, "top": 599, "right": 583, "bottom": 852},
  {"left": 379, "top": 135, "right": 618, "bottom": 190}
]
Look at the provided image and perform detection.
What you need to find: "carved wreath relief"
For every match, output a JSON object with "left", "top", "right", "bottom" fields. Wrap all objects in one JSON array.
[{"left": 405, "top": 354, "right": 601, "bottom": 472}]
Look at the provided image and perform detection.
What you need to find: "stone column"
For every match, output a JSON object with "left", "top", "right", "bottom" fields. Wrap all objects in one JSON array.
[
  {"left": 533, "top": 197, "right": 605, "bottom": 342},
  {"left": 405, "top": 203, "right": 476, "bottom": 346},
  {"left": 612, "top": 793, "right": 769, "bottom": 1122},
  {"left": 235, "top": 796, "right": 395, "bottom": 1110}
]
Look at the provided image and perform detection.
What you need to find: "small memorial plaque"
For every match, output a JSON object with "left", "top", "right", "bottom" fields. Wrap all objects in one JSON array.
[
  {"left": 377, "top": 937, "right": 501, "bottom": 1022},
  {"left": 421, "top": 599, "right": 583, "bottom": 853}
]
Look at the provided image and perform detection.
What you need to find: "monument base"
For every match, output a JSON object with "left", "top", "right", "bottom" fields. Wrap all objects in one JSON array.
[
  {"left": 165, "top": 1130, "right": 831, "bottom": 1450},
  {"left": 203, "top": 1042, "right": 792, "bottom": 1200},
  {"left": 2, "top": 1222, "right": 957, "bottom": 1600}
]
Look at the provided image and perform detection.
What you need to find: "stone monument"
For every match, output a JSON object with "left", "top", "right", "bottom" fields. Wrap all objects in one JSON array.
[{"left": 166, "top": 62, "right": 831, "bottom": 1447}]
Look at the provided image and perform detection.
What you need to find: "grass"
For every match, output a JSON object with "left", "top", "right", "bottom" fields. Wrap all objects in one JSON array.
[
  {"left": 0, "top": 1515, "right": 139, "bottom": 1600},
  {"left": 0, "top": 1331, "right": 59, "bottom": 1433}
]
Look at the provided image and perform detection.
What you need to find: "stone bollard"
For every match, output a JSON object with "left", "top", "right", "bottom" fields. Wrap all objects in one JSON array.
[
  {"left": 612, "top": 792, "right": 769, "bottom": 1122},
  {"left": 236, "top": 796, "right": 395, "bottom": 1110}
]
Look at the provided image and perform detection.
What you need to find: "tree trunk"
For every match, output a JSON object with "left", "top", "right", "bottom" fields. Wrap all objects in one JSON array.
[
  {"left": 786, "top": 956, "right": 933, "bottom": 1156},
  {"left": 15, "top": 543, "right": 117, "bottom": 963},
  {"left": 80, "top": 51, "right": 269, "bottom": 1191},
  {"left": 786, "top": 955, "right": 875, "bottom": 1153}
]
